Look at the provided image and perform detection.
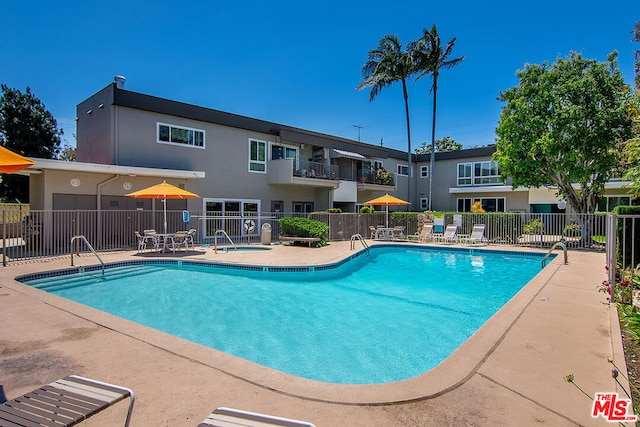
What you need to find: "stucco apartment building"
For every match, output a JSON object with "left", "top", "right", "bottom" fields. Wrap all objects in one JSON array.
[{"left": 27, "top": 78, "right": 636, "bottom": 220}]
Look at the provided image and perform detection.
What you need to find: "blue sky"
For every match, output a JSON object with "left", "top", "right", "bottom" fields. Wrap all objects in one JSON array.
[{"left": 1, "top": 1, "right": 637, "bottom": 152}]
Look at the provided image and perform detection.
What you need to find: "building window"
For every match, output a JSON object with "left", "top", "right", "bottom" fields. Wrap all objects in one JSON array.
[
  {"left": 457, "top": 161, "right": 501, "bottom": 186},
  {"left": 157, "top": 123, "right": 205, "bottom": 148},
  {"left": 204, "top": 198, "right": 261, "bottom": 238},
  {"left": 457, "top": 163, "right": 472, "bottom": 185},
  {"left": 597, "top": 196, "right": 636, "bottom": 212},
  {"left": 397, "top": 164, "right": 409, "bottom": 176},
  {"left": 249, "top": 139, "right": 266, "bottom": 173},
  {"left": 293, "top": 202, "right": 314, "bottom": 213},
  {"left": 474, "top": 161, "right": 501, "bottom": 185},
  {"left": 420, "top": 198, "right": 428, "bottom": 209},
  {"left": 420, "top": 165, "right": 429, "bottom": 178},
  {"left": 457, "top": 197, "right": 506, "bottom": 212}
]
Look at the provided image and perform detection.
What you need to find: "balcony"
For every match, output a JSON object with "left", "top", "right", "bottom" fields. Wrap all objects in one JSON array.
[
  {"left": 267, "top": 158, "right": 396, "bottom": 190},
  {"left": 267, "top": 158, "right": 339, "bottom": 188}
]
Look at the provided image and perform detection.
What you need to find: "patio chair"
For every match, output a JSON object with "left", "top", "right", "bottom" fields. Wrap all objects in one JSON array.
[
  {"left": 407, "top": 223, "right": 434, "bottom": 243},
  {"left": 170, "top": 231, "right": 190, "bottom": 253},
  {"left": 186, "top": 228, "right": 197, "bottom": 249},
  {"left": 135, "top": 231, "right": 158, "bottom": 253},
  {"left": 0, "top": 375, "right": 135, "bottom": 427},
  {"left": 459, "top": 224, "right": 488, "bottom": 245},
  {"left": 433, "top": 224, "right": 458, "bottom": 244},
  {"left": 391, "top": 226, "right": 406, "bottom": 240},
  {"left": 198, "top": 407, "right": 315, "bottom": 427},
  {"left": 368, "top": 226, "right": 379, "bottom": 240}
]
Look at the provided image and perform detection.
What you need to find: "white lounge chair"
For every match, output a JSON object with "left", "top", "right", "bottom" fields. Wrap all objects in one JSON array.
[
  {"left": 460, "top": 224, "right": 488, "bottom": 245},
  {"left": 199, "top": 407, "right": 315, "bottom": 427},
  {"left": 0, "top": 375, "right": 135, "bottom": 427},
  {"left": 407, "top": 224, "right": 434, "bottom": 242},
  {"left": 433, "top": 224, "right": 458, "bottom": 244}
]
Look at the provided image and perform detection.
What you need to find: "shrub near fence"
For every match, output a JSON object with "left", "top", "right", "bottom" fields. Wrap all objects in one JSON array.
[{"left": 279, "top": 217, "right": 328, "bottom": 247}]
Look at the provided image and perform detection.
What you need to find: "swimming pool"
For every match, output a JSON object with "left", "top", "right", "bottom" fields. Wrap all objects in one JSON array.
[{"left": 20, "top": 246, "right": 550, "bottom": 384}]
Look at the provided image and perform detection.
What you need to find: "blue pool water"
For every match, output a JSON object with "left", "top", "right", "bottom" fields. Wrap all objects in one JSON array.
[{"left": 23, "top": 247, "right": 548, "bottom": 384}]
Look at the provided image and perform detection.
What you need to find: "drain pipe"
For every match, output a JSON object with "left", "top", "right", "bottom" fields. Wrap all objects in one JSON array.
[{"left": 96, "top": 175, "right": 120, "bottom": 248}]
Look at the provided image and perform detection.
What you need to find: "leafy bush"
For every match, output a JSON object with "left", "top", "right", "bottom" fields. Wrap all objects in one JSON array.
[
  {"left": 359, "top": 205, "right": 375, "bottom": 214},
  {"left": 327, "top": 208, "right": 342, "bottom": 213},
  {"left": 563, "top": 220, "right": 582, "bottom": 237},
  {"left": 523, "top": 218, "right": 544, "bottom": 234},
  {"left": 619, "top": 304, "right": 640, "bottom": 342},
  {"left": 279, "top": 217, "right": 328, "bottom": 247}
]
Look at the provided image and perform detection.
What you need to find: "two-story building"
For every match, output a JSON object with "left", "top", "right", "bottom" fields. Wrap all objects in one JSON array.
[{"left": 25, "top": 77, "right": 637, "bottom": 224}]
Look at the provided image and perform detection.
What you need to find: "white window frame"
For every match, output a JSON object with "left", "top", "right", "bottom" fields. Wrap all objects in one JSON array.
[
  {"left": 420, "top": 198, "right": 428, "bottom": 210},
  {"left": 457, "top": 197, "right": 506, "bottom": 212},
  {"left": 203, "top": 198, "right": 261, "bottom": 238},
  {"left": 270, "top": 142, "right": 299, "bottom": 169},
  {"left": 396, "top": 164, "right": 409, "bottom": 176},
  {"left": 473, "top": 161, "right": 501, "bottom": 185},
  {"left": 457, "top": 162, "right": 472, "bottom": 186},
  {"left": 249, "top": 139, "right": 267, "bottom": 173},
  {"left": 157, "top": 122, "right": 205, "bottom": 148},
  {"left": 420, "top": 165, "right": 429, "bottom": 178}
]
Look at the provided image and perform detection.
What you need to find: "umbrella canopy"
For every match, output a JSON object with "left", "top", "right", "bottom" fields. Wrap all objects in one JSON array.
[
  {"left": 0, "top": 146, "right": 36, "bottom": 174},
  {"left": 364, "top": 194, "right": 411, "bottom": 228},
  {"left": 126, "top": 181, "right": 200, "bottom": 233}
]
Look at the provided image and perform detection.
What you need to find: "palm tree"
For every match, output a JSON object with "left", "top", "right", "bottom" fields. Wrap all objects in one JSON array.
[
  {"left": 410, "top": 25, "right": 464, "bottom": 210},
  {"left": 357, "top": 34, "right": 415, "bottom": 207}
]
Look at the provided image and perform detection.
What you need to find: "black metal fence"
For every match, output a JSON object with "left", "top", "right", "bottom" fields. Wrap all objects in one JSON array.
[{"left": 0, "top": 209, "right": 629, "bottom": 265}]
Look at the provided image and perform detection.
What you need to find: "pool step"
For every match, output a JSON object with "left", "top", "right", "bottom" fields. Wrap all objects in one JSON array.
[{"left": 28, "top": 265, "right": 159, "bottom": 292}]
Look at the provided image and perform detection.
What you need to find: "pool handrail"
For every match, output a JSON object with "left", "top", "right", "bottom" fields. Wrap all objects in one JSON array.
[
  {"left": 542, "top": 241, "right": 567, "bottom": 268},
  {"left": 350, "top": 233, "right": 369, "bottom": 255},
  {"left": 70, "top": 234, "right": 105, "bottom": 276},
  {"left": 214, "top": 229, "right": 236, "bottom": 253}
]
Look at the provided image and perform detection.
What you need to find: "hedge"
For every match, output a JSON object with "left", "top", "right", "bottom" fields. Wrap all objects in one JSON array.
[{"left": 279, "top": 217, "right": 328, "bottom": 247}]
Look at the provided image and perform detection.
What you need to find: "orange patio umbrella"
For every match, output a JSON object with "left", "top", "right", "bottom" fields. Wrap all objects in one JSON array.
[
  {"left": 126, "top": 181, "right": 200, "bottom": 234},
  {"left": 0, "top": 146, "right": 35, "bottom": 174},
  {"left": 364, "top": 194, "right": 410, "bottom": 228}
]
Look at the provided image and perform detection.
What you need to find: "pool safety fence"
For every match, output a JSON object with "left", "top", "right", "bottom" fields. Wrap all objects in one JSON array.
[{"left": 0, "top": 209, "right": 636, "bottom": 266}]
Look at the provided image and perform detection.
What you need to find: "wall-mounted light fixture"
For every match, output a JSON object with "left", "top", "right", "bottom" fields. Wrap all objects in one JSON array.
[
  {"left": 86, "top": 109, "right": 92, "bottom": 115},
  {"left": 98, "top": 103, "right": 104, "bottom": 109}
]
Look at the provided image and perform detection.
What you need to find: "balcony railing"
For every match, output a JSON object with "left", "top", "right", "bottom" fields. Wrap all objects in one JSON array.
[{"left": 267, "top": 158, "right": 394, "bottom": 187}]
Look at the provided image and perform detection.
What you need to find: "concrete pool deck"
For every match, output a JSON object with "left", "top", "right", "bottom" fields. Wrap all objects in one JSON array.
[{"left": 0, "top": 241, "right": 632, "bottom": 426}]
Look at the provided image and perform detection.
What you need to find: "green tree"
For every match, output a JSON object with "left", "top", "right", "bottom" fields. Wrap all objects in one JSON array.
[
  {"left": 357, "top": 34, "right": 415, "bottom": 207},
  {"left": 409, "top": 24, "right": 464, "bottom": 210},
  {"left": 58, "top": 142, "right": 76, "bottom": 161},
  {"left": 633, "top": 21, "right": 639, "bottom": 91},
  {"left": 494, "top": 51, "right": 635, "bottom": 213},
  {"left": 0, "top": 85, "right": 62, "bottom": 201},
  {"left": 415, "top": 136, "right": 462, "bottom": 153}
]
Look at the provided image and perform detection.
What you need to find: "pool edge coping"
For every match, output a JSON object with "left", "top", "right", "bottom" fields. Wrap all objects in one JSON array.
[{"left": 7, "top": 245, "right": 562, "bottom": 405}]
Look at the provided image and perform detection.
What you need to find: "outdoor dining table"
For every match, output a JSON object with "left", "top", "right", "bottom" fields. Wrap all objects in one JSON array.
[
  {"left": 376, "top": 227, "right": 395, "bottom": 240},
  {"left": 150, "top": 233, "right": 176, "bottom": 253}
]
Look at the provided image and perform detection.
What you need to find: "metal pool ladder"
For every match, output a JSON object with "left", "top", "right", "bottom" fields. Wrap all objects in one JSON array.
[
  {"left": 214, "top": 229, "right": 236, "bottom": 253},
  {"left": 542, "top": 241, "right": 568, "bottom": 268},
  {"left": 350, "top": 234, "right": 370, "bottom": 255},
  {"left": 70, "top": 235, "right": 105, "bottom": 276}
]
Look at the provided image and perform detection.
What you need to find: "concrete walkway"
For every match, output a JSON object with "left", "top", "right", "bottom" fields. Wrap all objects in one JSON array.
[{"left": 0, "top": 241, "right": 633, "bottom": 426}]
